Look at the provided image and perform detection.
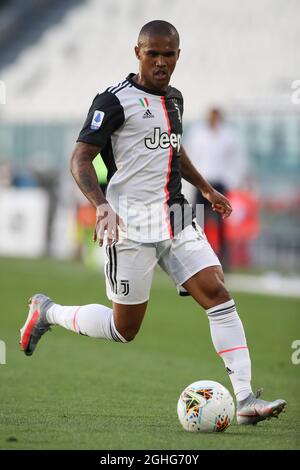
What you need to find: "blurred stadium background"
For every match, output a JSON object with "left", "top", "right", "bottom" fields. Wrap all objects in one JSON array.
[
  {"left": 0, "top": 0, "right": 299, "bottom": 279},
  {"left": 0, "top": 0, "right": 299, "bottom": 450}
]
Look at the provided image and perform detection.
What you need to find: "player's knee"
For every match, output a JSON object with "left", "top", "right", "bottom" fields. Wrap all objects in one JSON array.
[
  {"left": 209, "top": 282, "right": 231, "bottom": 304},
  {"left": 120, "top": 331, "right": 137, "bottom": 342},
  {"left": 117, "top": 326, "right": 140, "bottom": 342},
  {"left": 123, "top": 334, "right": 135, "bottom": 342},
  {"left": 218, "top": 287, "right": 231, "bottom": 304}
]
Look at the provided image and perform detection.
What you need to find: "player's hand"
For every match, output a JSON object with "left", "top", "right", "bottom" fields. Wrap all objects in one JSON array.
[
  {"left": 203, "top": 188, "right": 232, "bottom": 219},
  {"left": 93, "top": 203, "right": 126, "bottom": 246}
]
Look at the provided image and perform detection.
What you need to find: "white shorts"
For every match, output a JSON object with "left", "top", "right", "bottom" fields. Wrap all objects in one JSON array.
[{"left": 103, "top": 222, "right": 221, "bottom": 305}]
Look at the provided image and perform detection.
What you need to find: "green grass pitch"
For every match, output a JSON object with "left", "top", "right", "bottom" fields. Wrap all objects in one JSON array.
[{"left": 0, "top": 257, "right": 299, "bottom": 450}]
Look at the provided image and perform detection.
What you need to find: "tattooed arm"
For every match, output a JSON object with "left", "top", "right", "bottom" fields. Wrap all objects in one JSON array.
[
  {"left": 70, "top": 142, "right": 106, "bottom": 207},
  {"left": 70, "top": 142, "right": 124, "bottom": 245}
]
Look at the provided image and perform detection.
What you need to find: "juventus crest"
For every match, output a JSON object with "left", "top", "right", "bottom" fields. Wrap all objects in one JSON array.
[{"left": 120, "top": 279, "right": 130, "bottom": 296}]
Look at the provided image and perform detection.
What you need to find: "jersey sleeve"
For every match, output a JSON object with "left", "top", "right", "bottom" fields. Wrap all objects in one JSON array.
[
  {"left": 77, "top": 91, "right": 125, "bottom": 148},
  {"left": 176, "top": 89, "right": 184, "bottom": 115},
  {"left": 168, "top": 86, "right": 184, "bottom": 127}
]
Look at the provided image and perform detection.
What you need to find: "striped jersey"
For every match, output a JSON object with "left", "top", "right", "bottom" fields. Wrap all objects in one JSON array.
[{"left": 77, "top": 73, "right": 192, "bottom": 242}]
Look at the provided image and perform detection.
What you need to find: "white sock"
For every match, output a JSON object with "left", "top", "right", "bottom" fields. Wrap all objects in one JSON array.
[
  {"left": 46, "top": 303, "right": 127, "bottom": 342},
  {"left": 206, "top": 299, "right": 252, "bottom": 401}
]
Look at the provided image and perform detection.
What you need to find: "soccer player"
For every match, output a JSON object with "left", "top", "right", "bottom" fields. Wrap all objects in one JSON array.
[{"left": 20, "top": 20, "right": 286, "bottom": 425}]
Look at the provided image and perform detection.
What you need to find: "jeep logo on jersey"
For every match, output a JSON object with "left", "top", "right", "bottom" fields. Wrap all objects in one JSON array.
[
  {"left": 90, "top": 110, "right": 105, "bottom": 130},
  {"left": 145, "top": 127, "right": 182, "bottom": 152}
]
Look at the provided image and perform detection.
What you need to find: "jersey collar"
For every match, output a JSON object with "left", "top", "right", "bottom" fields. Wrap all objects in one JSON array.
[{"left": 126, "top": 73, "right": 169, "bottom": 96}]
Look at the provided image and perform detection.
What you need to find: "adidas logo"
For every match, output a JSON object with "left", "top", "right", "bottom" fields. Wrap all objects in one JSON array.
[{"left": 143, "top": 109, "right": 154, "bottom": 119}]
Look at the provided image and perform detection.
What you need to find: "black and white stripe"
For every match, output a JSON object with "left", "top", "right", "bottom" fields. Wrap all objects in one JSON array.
[
  {"left": 113, "top": 82, "right": 130, "bottom": 95},
  {"left": 105, "top": 240, "right": 118, "bottom": 294},
  {"left": 109, "top": 317, "right": 125, "bottom": 342},
  {"left": 107, "top": 79, "right": 127, "bottom": 93},
  {"left": 207, "top": 302, "right": 236, "bottom": 317},
  {"left": 107, "top": 80, "right": 130, "bottom": 95},
  {"left": 105, "top": 244, "right": 113, "bottom": 292}
]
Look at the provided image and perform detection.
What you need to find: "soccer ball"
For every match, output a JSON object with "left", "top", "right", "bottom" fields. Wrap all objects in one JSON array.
[{"left": 177, "top": 380, "right": 235, "bottom": 432}]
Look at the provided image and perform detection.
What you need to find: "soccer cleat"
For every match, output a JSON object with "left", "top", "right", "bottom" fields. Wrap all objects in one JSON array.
[
  {"left": 237, "top": 389, "right": 287, "bottom": 425},
  {"left": 20, "top": 294, "right": 53, "bottom": 356}
]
